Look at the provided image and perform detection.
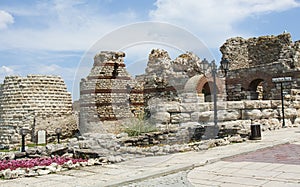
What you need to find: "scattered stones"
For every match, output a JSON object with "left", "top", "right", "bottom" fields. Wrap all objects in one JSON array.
[{"left": 37, "top": 169, "right": 51, "bottom": 176}]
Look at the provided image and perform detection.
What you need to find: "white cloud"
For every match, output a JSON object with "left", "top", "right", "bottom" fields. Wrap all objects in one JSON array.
[
  {"left": 0, "top": 65, "right": 14, "bottom": 74},
  {"left": 0, "top": 10, "right": 14, "bottom": 29},
  {"left": 0, "top": 66, "right": 15, "bottom": 82},
  {"left": 149, "top": 0, "right": 300, "bottom": 47},
  {"left": 0, "top": 1, "right": 138, "bottom": 51}
]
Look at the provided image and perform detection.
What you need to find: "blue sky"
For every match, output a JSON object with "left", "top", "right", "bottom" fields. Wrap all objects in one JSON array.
[{"left": 1, "top": 0, "right": 300, "bottom": 100}]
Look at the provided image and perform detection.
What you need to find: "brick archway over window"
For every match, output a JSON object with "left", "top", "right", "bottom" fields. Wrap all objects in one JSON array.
[{"left": 226, "top": 69, "right": 274, "bottom": 100}]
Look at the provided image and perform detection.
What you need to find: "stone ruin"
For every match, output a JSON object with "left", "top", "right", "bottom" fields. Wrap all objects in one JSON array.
[
  {"left": 79, "top": 33, "right": 300, "bottom": 144},
  {"left": 2, "top": 33, "right": 300, "bottom": 149},
  {"left": 221, "top": 33, "right": 300, "bottom": 101},
  {"left": 79, "top": 49, "right": 225, "bottom": 133},
  {"left": 79, "top": 51, "right": 144, "bottom": 134},
  {"left": 0, "top": 75, "right": 76, "bottom": 149}
]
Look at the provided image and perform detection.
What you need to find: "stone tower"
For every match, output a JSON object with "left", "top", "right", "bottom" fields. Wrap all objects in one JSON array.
[
  {"left": 79, "top": 51, "right": 143, "bottom": 134},
  {"left": 0, "top": 75, "right": 73, "bottom": 148}
]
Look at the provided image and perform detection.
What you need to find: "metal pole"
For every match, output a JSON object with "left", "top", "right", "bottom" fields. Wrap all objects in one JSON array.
[
  {"left": 212, "top": 62, "right": 218, "bottom": 137},
  {"left": 281, "top": 82, "right": 285, "bottom": 127},
  {"left": 21, "top": 135, "right": 26, "bottom": 152},
  {"left": 57, "top": 134, "right": 60, "bottom": 144}
]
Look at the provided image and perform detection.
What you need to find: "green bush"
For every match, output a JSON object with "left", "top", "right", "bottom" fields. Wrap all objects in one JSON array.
[{"left": 123, "top": 114, "right": 157, "bottom": 136}]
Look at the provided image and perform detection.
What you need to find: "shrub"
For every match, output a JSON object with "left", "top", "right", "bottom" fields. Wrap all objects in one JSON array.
[{"left": 122, "top": 114, "right": 157, "bottom": 136}]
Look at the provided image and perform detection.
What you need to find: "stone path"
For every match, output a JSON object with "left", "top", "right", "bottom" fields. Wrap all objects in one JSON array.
[
  {"left": 0, "top": 127, "right": 299, "bottom": 187},
  {"left": 188, "top": 142, "right": 300, "bottom": 186},
  {"left": 224, "top": 143, "right": 300, "bottom": 165}
]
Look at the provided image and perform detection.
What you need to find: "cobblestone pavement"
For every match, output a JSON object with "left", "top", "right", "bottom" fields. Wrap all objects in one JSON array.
[{"left": 188, "top": 142, "right": 300, "bottom": 186}]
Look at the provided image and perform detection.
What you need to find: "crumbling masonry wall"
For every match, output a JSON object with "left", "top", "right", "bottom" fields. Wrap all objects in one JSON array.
[
  {"left": 221, "top": 33, "right": 300, "bottom": 101},
  {"left": 79, "top": 51, "right": 144, "bottom": 134},
  {"left": 138, "top": 49, "right": 220, "bottom": 110},
  {"left": 79, "top": 50, "right": 226, "bottom": 134}
]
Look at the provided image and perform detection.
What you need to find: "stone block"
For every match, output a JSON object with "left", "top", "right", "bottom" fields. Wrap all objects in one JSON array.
[
  {"left": 191, "top": 112, "right": 200, "bottom": 122},
  {"left": 180, "top": 121, "right": 202, "bottom": 129},
  {"left": 243, "top": 109, "right": 263, "bottom": 120},
  {"left": 149, "top": 102, "right": 181, "bottom": 113},
  {"left": 261, "top": 109, "right": 278, "bottom": 119},
  {"left": 218, "top": 120, "right": 250, "bottom": 129},
  {"left": 227, "top": 101, "right": 244, "bottom": 109},
  {"left": 244, "top": 100, "right": 260, "bottom": 109},
  {"left": 284, "top": 108, "right": 297, "bottom": 118},
  {"left": 217, "top": 109, "right": 241, "bottom": 121},
  {"left": 292, "top": 101, "right": 300, "bottom": 109},
  {"left": 180, "top": 103, "right": 200, "bottom": 113},
  {"left": 198, "top": 111, "right": 214, "bottom": 122},
  {"left": 259, "top": 101, "right": 271, "bottom": 108},
  {"left": 271, "top": 100, "right": 281, "bottom": 108},
  {"left": 217, "top": 102, "right": 227, "bottom": 110},
  {"left": 171, "top": 113, "right": 191, "bottom": 124},
  {"left": 198, "top": 103, "right": 210, "bottom": 112},
  {"left": 150, "top": 112, "right": 170, "bottom": 124},
  {"left": 293, "top": 118, "right": 300, "bottom": 126}
]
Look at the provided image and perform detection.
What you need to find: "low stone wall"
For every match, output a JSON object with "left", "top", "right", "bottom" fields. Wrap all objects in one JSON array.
[{"left": 149, "top": 99, "right": 300, "bottom": 138}]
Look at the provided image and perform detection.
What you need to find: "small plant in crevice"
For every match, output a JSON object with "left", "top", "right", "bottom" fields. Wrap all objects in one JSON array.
[{"left": 122, "top": 113, "right": 157, "bottom": 137}]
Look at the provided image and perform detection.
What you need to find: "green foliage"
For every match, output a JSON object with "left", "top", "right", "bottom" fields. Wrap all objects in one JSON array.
[
  {"left": 123, "top": 113, "right": 157, "bottom": 137},
  {"left": 0, "top": 147, "right": 18, "bottom": 152},
  {"left": 0, "top": 149, "right": 10, "bottom": 153}
]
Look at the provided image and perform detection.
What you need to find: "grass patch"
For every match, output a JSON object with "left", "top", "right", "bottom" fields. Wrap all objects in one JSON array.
[
  {"left": 0, "top": 149, "right": 11, "bottom": 153},
  {"left": 122, "top": 114, "right": 158, "bottom": 136}
]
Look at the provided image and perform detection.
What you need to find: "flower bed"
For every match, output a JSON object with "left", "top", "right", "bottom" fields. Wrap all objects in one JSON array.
[{"left": 0, "top": 156, "right": 87, "bottom": 171}]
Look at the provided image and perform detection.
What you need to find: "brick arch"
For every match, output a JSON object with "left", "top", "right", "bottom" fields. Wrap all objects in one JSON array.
[
  {"left": 227, "top": 69, "right": 274, "bottom": 100},
  {"left": 249, "top": 78, "right": 264, "bottom": 91},
  {"left": 184, "top": 75, "right": 206, "bottom": 93},
  {"left": 196, "top": 76, "right": 209, "bottom": 94},
  {"left": 244, "top": 73, "right": 273, "bottom": 95},
  {"left": 196, "top": 74, "right": 224, "bottom": 95},
  {"left": 184, "top": 74, "right": 226, "bottom": 101}
]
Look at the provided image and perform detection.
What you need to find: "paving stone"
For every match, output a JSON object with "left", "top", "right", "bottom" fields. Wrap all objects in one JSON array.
[
  {"left": 262, "top": 181, "right": 300, "bottom": 187},
  {"left": 215, "top": 175, "right": 266, "bottom": 186}
]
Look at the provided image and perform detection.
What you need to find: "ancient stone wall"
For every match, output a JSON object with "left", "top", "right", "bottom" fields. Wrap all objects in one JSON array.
[
  {"left": 79, "top": 51, "right": 144, "bottom": 134},
  {"left": 80, "top": 49, "right": 228, "bottom": 134},
  {"left": 220, "top": 33, "right": 297, "bottom": 70},
  {"left": 221, "top": 33, "right": 300, "bottom": 101},
  {"left": 0, "top": 75, "right": 74, "bottom": 148},
  {"left": 140, "top": 49, "right": 216, "bottom": 110},
  {"left": 149, "top": 96, "right": 300, "bottom": 139}
]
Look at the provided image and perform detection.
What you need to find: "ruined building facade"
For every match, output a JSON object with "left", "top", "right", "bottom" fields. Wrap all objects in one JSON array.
[
  {"left": 221, "top": 33, "right": 300, "bottom": 101},
  {"left": 79, "top": 52, "right": 144, "bottom": 133},
  {"left": 79, "top": 49, "right": 227, "bottom": 133}
]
